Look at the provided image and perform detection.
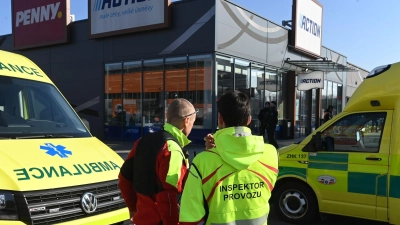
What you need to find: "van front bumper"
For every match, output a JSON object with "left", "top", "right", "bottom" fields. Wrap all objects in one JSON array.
[{"left": 0, "top": 208, "right": 130, "bottom": 225}]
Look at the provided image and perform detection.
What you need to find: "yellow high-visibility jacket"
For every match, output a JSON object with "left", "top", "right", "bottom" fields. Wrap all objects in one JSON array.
[{"left": 179, "top": 127, "right": 278, "bottom": 225}]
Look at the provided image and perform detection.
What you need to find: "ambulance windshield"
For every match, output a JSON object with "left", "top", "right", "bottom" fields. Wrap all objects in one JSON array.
[{"left": 0, "top": 76, "right": 90, "bottom": 138}]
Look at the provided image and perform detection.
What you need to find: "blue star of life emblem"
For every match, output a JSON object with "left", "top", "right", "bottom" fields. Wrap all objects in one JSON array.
[{"left": 40, "top": 143, "right": 72, "bottom": 158}]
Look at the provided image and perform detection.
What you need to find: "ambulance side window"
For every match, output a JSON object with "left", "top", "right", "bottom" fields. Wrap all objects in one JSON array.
[{"left": 321, "top": 112, "right": 386, "bottom": 153}]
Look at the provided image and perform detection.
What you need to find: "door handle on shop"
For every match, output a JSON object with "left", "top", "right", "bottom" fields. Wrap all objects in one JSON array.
[{"left": 365, "top": 157, "right": 382, "bottom": 161}]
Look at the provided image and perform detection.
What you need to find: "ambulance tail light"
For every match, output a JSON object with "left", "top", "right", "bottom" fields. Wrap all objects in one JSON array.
[
  {"left": 0, "top": 191, "right": 18, "bottom": 220},
  {"left": 366, "top": 64, "right": 391, "bottom": 79}
]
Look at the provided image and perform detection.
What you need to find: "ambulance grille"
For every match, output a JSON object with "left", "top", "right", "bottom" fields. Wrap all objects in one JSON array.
[{"left": 18, "top": 180, "right": 127, "bottom": 225}]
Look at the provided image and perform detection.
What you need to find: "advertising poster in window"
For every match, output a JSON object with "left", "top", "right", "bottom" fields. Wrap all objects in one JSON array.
[{"left": 257, "top": 78, "right": 281, "bottom": 92}]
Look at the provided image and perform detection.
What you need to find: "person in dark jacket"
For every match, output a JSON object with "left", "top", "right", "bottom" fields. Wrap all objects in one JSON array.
[
  {"left": 323, "top": 105, "right": 333, "bottom": 123},
  {"left": 267, "top": 101, "right": 279, "bottom": 149},
  {"left": 258, "top": 101, "right": 270, "bottom": 139},
  {"left": 118, "top": 98, "right": 197, "bottom": 225}
]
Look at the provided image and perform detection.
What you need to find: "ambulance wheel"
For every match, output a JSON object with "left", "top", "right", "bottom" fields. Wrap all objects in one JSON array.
[{"left": 273, "top": 182, "right": 318, "bottom": 224}]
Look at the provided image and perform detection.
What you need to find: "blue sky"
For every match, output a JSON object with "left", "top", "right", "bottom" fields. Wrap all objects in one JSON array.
[{"left": 1, "top": 0, "right": 399, "bottom": 71}]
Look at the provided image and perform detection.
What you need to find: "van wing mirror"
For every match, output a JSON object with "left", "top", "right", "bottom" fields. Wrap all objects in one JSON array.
[{"left": 303, "top": 131, "right": 322, "bottom": 152}]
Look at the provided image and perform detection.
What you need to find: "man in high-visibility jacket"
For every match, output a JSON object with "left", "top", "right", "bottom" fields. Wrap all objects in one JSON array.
[
  {"left": 119, "top": 98, "right": 197, "bottom": 225},
  {"left": 179, "top": 91, "right": 278, "bottom": 225}
]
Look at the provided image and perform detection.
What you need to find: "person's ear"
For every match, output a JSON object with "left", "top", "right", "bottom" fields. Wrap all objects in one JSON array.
[
  {"left": 218, "top": 113, "right": 225, "bottom": 128},
  {"left": 247, "top": 115, "right": 252, "bottom": 126},
  {"left": 183, "top": 117, "right": 190, "bottom": 127}
]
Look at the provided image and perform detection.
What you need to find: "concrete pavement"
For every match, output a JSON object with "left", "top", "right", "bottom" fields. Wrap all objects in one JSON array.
[{"left": 106, "top": 137, "right": 305, "bottom": 160}]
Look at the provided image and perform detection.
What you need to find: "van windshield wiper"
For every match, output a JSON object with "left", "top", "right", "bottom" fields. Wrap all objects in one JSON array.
[{"left": 13, "top": 135, "right": 74, "bottom": 139}]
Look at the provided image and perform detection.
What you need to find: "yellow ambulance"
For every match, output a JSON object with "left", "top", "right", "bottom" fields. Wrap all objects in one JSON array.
[
  {"left": 0, "top": 50, "right": 129, "bottom": 224},
  {"left": 273, "top": 62, "right": 400, "bottom": 224}
]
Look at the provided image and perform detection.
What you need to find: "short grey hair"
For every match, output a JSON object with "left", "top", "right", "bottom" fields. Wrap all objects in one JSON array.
[{"left": 167, "top": 98, "right": 194, "bottom": 124}]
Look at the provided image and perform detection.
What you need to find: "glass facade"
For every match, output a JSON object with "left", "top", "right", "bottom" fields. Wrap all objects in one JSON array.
[
  {"left": 104, "top": 54, "right": 285, "bottom": 142},
  {"left": 295, "top": 90, "right": 310, "bottom": 138},
  {"left": 251, "top": 64, "right": 264, "bottom": 131},
  {"left": 104, "top": 53, "right": 349, "bottom": 142},
  {"left": 104, "top": 54, "right": 214, "bottom": 142},
  {"left": 188, "top": 55, "right": 213, "bottom": 130},
  {"left": 104, "top": 63, "right": 123, "bottom": 139},
  {"left": 321, "top": 80, "right": 343, "bottom": 120},
  {"left": 216, "top": 55, "right": 283, "bottom": 134},
  {"left": 123, "top": 61, "right": 142, "bottom": 141}
]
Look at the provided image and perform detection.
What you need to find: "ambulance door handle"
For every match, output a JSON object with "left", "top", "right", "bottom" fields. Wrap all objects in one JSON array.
[{"left": 365, "top": 157, "right": 382, "bottom": 161}]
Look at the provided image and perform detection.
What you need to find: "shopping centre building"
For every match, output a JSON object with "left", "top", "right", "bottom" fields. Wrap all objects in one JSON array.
[{"left": 1, "top": 0, "right": 369, "bottom": 143}]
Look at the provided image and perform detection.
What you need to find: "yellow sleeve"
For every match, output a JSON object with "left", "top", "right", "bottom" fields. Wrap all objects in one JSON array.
[
  {"left": 179, "top": 163, "right": 206, "bottom": 223},
  {"left": 165, "top": 141, "right": 184, "bottom": 188}
]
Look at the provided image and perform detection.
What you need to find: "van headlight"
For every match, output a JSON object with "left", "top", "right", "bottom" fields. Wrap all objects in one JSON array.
[
  {"left": 366, "top": 64, "right": 391, "bottom": 78},
  {"left": 0, "top": 191, "right": 18, "bottom": 220}
]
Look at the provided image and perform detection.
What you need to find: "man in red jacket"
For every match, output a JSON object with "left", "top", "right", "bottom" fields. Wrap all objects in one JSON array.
[{"left": 119, "top": 98, "right": 197, "bottom": 225}]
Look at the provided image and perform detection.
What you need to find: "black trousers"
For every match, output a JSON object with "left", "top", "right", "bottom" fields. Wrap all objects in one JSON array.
[
  {"left": 267, "top": 128, "right": 279, "bottom": 149},
  {"left": 259, "top": 124, "right": 267, "bottom": 137}
]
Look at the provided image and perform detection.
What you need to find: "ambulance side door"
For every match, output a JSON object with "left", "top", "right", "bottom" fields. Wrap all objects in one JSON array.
[{"left": 307, "top": 111, "right": 390, "bottom": 220}]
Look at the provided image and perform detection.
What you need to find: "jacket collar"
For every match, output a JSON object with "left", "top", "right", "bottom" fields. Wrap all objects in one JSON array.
[{"left": 163, "top": 123, "right": 191, "bottom": 147}]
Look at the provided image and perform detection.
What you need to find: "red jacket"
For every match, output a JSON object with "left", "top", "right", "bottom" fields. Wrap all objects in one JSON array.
[{"left": 119, "top": 124, "right": 190, "bottom": 225}]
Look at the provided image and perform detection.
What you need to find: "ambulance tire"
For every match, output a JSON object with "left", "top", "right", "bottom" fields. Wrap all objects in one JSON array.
[{"left": 273, "top": 182, "right": 318, "bottom": 224}]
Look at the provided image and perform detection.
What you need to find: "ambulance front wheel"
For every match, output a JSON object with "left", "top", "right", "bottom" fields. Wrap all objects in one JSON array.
[{"left": 273, "top": 182, "right": 318, "bottom": 224}]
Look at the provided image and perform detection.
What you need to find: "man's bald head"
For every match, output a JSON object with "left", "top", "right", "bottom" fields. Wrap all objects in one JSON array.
[{"left": 167, "top": 98, "right": 195, "bottom": 124}]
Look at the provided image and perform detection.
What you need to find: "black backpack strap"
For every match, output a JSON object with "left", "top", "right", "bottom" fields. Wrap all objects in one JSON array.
[
  {"left": 133, "top": 130, "right": 181, "bottom": 196},
  {"left": 191, "top": 163, "right": 209, "bottom": 223}
]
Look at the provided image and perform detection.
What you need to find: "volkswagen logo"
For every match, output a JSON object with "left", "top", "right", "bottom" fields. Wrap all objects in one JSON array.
[{"left": 81, "top": 192, "right": 98, "bottom": 214}]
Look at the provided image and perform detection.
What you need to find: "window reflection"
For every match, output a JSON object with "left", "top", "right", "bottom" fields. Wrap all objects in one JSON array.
[
  {"left": 166, "top": 57, "right": 187, "bottom": 100},
  {"left": 263, "top": 70, "right": 277, "bottom": 103},
  {"left": 166, "top": 57, "right": 187, "bottom": 124},
  {"left": 143, "top": 59, "right": 163, "bottom": 132},
  {"left": 217, "top": 55, "right": 233, "bottom": 98},
  {"left": 337, "top": 84, "right": 343, "bottom": 114},
  {"left": 123, "top": 61, "right": 142, "bottom": 126},
  {"left": 235, "top": 59, "right": 250, "bottom": 95},
  {"left": 104, "top": 63, "right": 123, "bottom": 140},
  {"left": 104, "top": 55, "right": 287, "bottom": 141},
  {"left": 277, "top": 73, "right": 284, "bottom": 120},
  {"left": 321, "top": 80, "right": 342, "bottom": 122},
  {"left": 251, "top": 65, "right": 264, "bottom": 131},
  {"left": 321, "top": 80, "right": 327, "bottom": 117},
  {"left": 189, "top": 55, "right": 213, "bottom": 129},
  {"left": 322, "top": 112, "right": 386, "bottom": 153}
]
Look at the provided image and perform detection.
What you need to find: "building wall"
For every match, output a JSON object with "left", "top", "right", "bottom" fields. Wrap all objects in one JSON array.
[
  {"left": 215, "top": 0, "right": 288, "bottom": 68},
  {"left": 0, "top": 0, "right": 216, "bottom": 140},
  {"left": 346, "top": 62, "right": 369, "bottom": 98},
  {"left": 0, "top": 0, "right": 369, "bottom": 141}
]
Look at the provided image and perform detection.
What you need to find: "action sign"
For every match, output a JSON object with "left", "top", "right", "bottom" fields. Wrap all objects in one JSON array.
[
  {"left": 89, "top": 0, "right": 170, "bottom": 38},
  {"left": 293, "top": 0, "right": 323, "bottom": 57},
  {"left": 12, "top": 0, "right": 70, "bottom": 50},
  {"left": 297, "top": 71, "right": 324, "bottom": 91}
]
